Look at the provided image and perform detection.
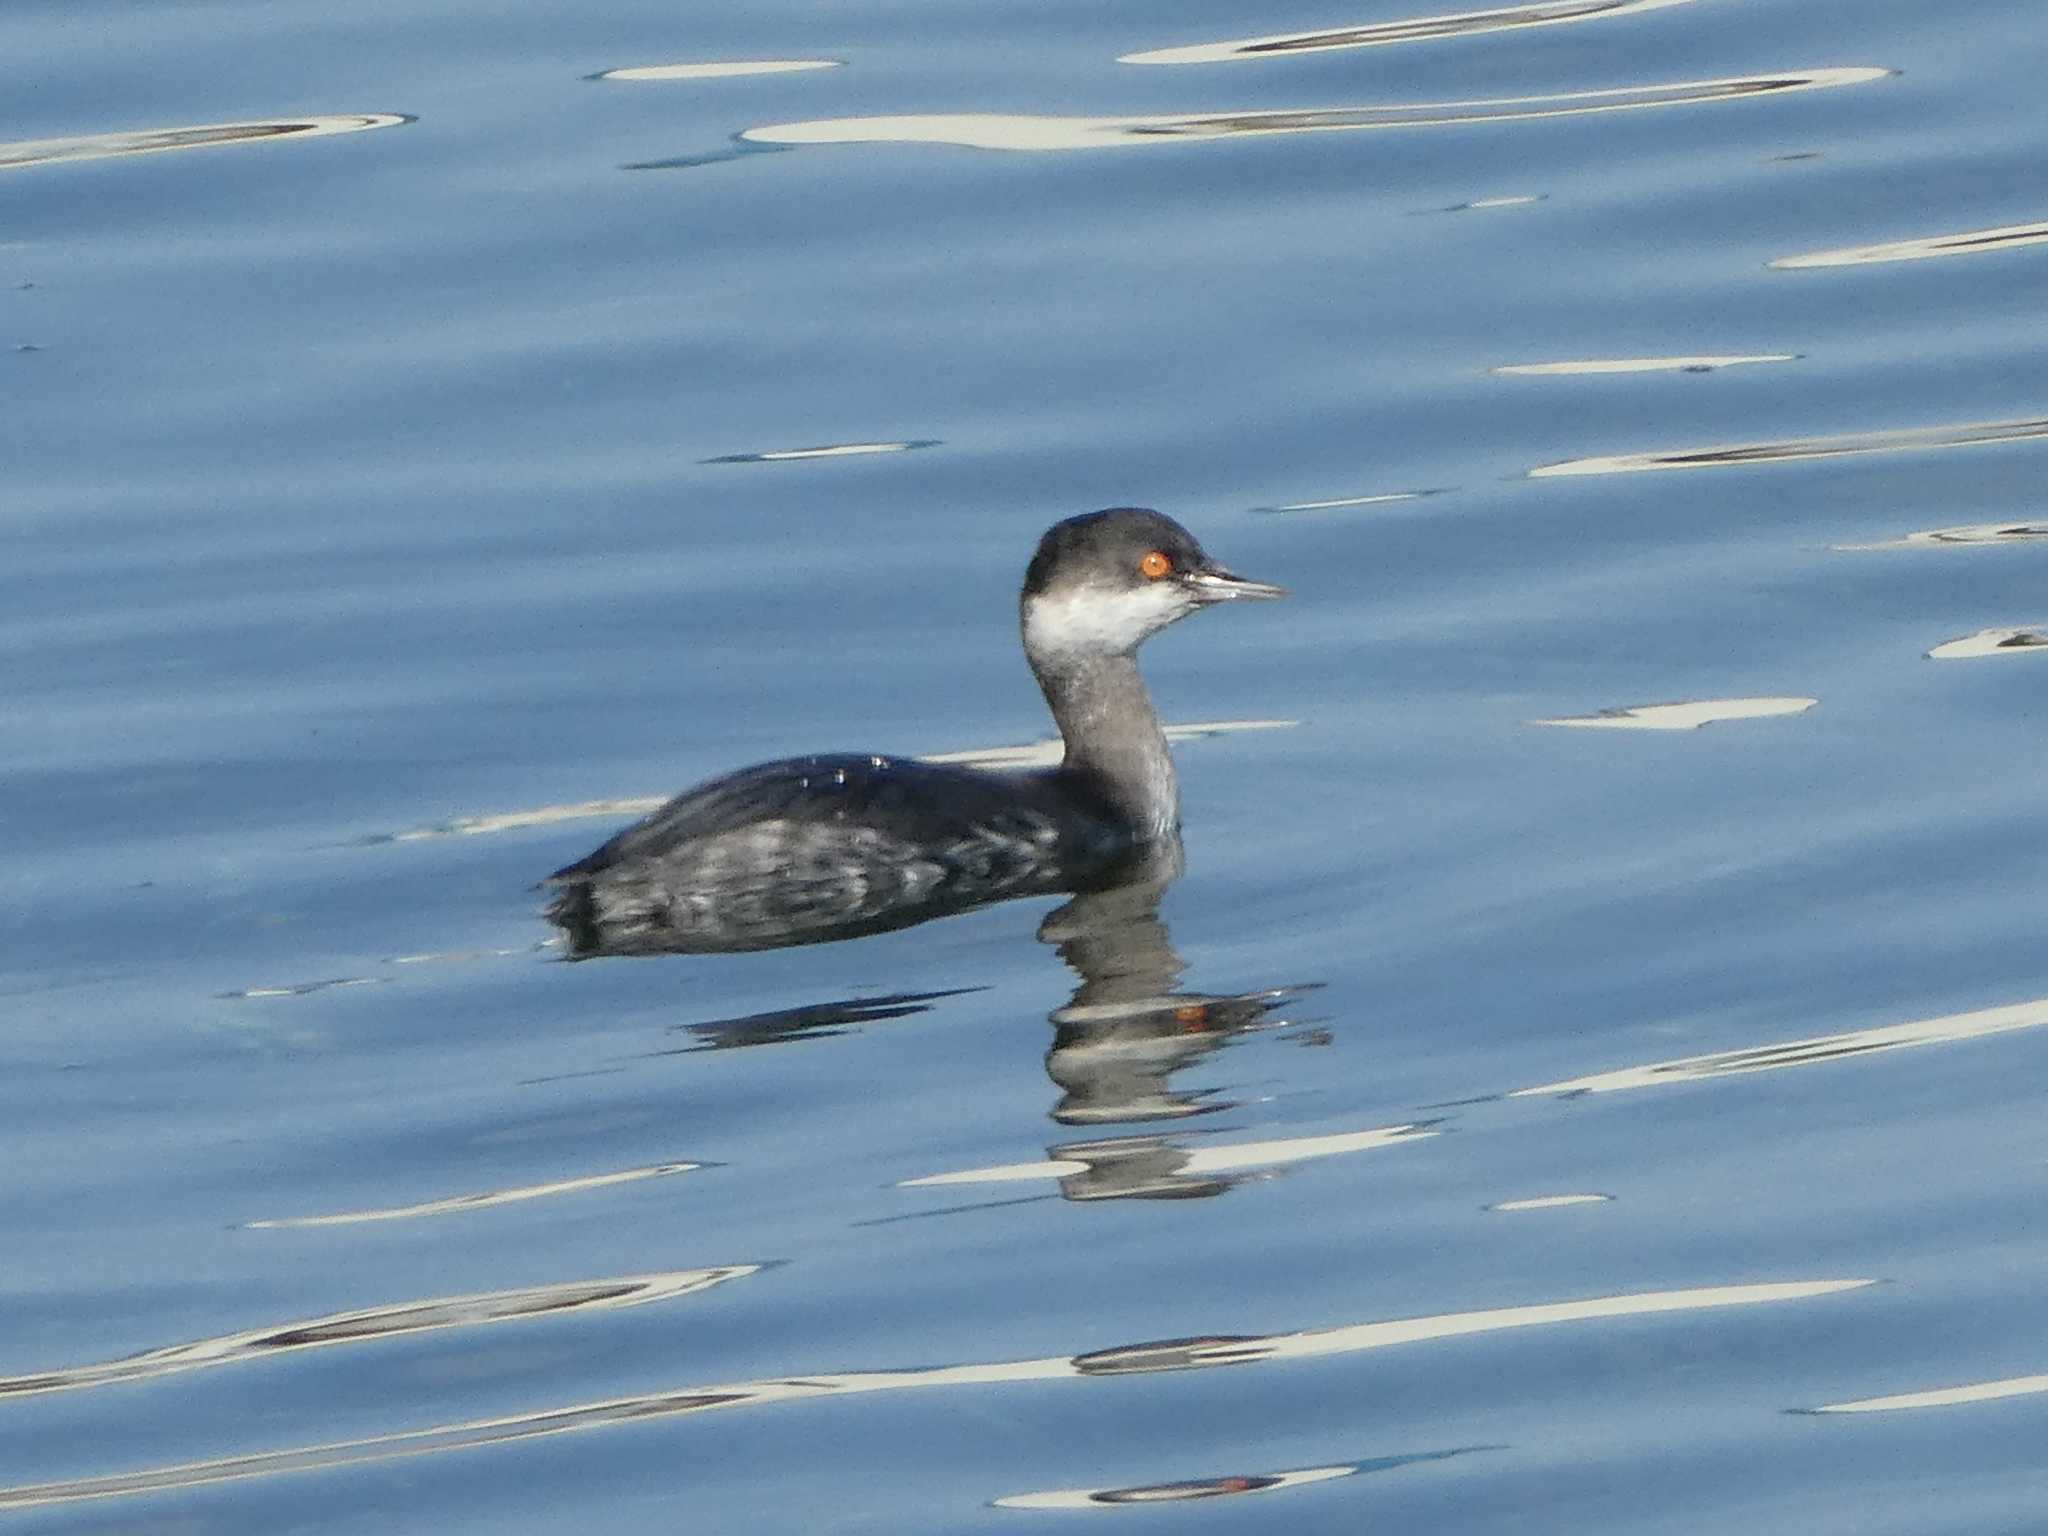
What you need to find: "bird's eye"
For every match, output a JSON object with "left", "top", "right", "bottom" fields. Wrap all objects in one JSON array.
[{"left": 1138, "top": 550, "right": 1172, "bottom": 580}]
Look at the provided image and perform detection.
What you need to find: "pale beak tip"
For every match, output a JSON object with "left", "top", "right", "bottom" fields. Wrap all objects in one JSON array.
[{"left": 1193, "top": 566, "right": 1287, "bottom": 601}]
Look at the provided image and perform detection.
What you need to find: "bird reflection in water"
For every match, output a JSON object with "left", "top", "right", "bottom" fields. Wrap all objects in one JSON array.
[
  {"left": 1041, "top": 856, "right": 1299, "bottom": 1127},
  {"left": 1035, "top": 854, "right": 1318, "bottom": 1199},
  {"left": 671, "top": 844, "right": 1322, "bottom": 1201}
]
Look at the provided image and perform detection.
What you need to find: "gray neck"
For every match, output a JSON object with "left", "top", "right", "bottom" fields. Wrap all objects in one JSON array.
[{"left": 1033, "top": 651, "right": 1178, "bottom": 840}]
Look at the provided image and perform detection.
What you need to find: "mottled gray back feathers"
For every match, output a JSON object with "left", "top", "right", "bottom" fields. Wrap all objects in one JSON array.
[{"left": 545, "top": 754, "right": 1133, "bottom": 954}]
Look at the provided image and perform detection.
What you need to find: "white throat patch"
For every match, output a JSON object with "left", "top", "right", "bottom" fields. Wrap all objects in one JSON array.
[{"left": 1022, "top": 583, "right": 1186, "bottom": 664}]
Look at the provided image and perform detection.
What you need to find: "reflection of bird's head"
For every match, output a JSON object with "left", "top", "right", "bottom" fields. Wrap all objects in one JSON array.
[{"left": 1021, "top": 507, "right": 1285, "bottom": 668}]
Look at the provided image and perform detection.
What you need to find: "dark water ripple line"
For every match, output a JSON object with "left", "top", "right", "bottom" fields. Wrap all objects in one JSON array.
[
  {"left": 0, "top": 1268, "right": 757, "bottom": 1401},
  {"left": 1833, "top": 521, "right": 2048, "bottom": 551},
  {"left": 672, "top": 988, "right": 984, "bottom": 1053},
  {"left": 0, "top": 115, "right": 410, "bottom": 171},
  {"left": 1121, "top": 0, "right": 1693, "bottom": 65},
  {"left": 0, "top": 1281, "right": 1866, "bottom": 1510},
  {"left": 621, "top": 140, "right": 794, "bottom": 173},
  {"left": 1530, "top": 415, "right": 2048, "bottom": 477},
  {"left": 742, "top": 69, "right": 1892, "bottom": 152},
  {"left": 993, "top": 1446, "right": 1493, "bottom": 1507}
]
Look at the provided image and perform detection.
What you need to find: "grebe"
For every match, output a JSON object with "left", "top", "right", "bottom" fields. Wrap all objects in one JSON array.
[{"left": 543, "top": 508, "right": 1283, "bottom": 954}]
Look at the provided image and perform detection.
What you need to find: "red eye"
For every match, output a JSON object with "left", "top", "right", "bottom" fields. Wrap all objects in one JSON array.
[{"left": 1139, "top": 550, "right": 1171, "bottom": 580}]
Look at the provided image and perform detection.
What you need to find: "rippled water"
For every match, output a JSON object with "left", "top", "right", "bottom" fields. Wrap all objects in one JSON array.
[{"left": 6, "top": 0, "right": 2047, "bottom": 1527}]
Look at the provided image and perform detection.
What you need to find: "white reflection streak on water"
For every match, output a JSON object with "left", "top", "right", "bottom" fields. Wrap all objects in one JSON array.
[
  {"left": 1490, "top": 1193, "right": 1612, "bottom": 1211},
  {"left": 1119, "top": 0, "right": 1695, "bottom": 64},
  {"left": 0, "top": 1268, "right": 756, "bottom": 1400},
  {"left": 0, "top": 115, "right": 408, "bottom": 171},
  {"left": 1530, "top": 415, "right": 2048, "bottom": 476},
  {"left": 1513, "top": 996, "right": 2048, "bottom": 1097},
  {"left": 995, "top": 1464, "right": 1358, "bottom": 1507},
  {"left": 1265, "top": 493, "right": 1423, "bottom": 511},
  {"left": 899, "top": 1123, "right": 1434, "bottom": 1188},
  {"left": 1530, "top": 698, "right": 1816, "bottom": 730},
  {"left": 1813, "top": 1374, "right": 2048, "bottom": 1414},
  {"left": 242, "top": 1162, "right": 702, "bottom": 1229},
  {"left": 1771, "top": 219, "right": 2048, "bottom": 269},
  {"left": 380, "top": 721, "right": 1298, "bottom": 840},
  {"left": 1925, "top": 626, "right": 2048, "bottom": 660},
  {"left": 596, "top": 61, "right": 840, "bottom": 82},
  {"left": 1833, "top": 521, "right": 2048, "bottom": 551},
  {"left": 712, "top": 441, "right": 925, "bottom": 462},
  {"left": 742, "top": 69, "right": 1892, "bottom": 152},
  {"left": 222, "top": 976, "right": 386, "bottom": 1000},
  {"left": 1492, "top": 354, "right": 1796, "bottom": 376},
  {"left": 0, "top": 1281, "right": 1870, "bottom": 1509}
]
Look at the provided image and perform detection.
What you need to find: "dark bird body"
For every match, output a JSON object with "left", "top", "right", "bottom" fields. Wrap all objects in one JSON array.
[{"left": 545, "top": 753, "right": 1132, "bottom": 953}]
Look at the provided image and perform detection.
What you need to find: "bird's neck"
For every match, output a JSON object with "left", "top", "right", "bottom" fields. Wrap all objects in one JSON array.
[{"left": 1033, "top": 651, "right": 1178, "bottom": 840}]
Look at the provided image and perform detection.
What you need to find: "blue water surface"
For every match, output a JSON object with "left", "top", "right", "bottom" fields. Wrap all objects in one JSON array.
[{"left": 5, "top": 0, "right": 2047, "bottom": 1528}]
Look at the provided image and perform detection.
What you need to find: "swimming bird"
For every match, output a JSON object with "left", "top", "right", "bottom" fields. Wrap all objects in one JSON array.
[{"left": 543, "top": 508, "right": 1284, "bottom": 954}]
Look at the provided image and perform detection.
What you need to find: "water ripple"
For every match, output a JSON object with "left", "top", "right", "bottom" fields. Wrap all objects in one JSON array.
[
  {"left": 0, "top": 1268, "right": 758, "bottom": 1401},
  {"left": 1812, "top": 1374, "right": 2048, "bottom": 1415},
  {"left": 1772, "top": 219, "right": 2048, "bottom": 269},
  {"left": 673, "top": 990, "right": 982, "bottom": 1052},
  {"left": 1493, "top": 353, "right": 1797, "bottom": 377},
  {"left": 0, "top": 115, "right": 408, "bottom": 172},
  {"left": 594, "top": 61, "right": 840, "bottom": 83},
  {"left": 1833, "top": 521, "right": 2048, "bottom": 551},
  {"left": 994, "top": 1448, "right": 1487, "bottom": 1507},
  {"left": 242, "top": 1162, "right": 703, "bottom": 1229},
  {"left": 899, "top": 1122, "right": 1436, "bottom": 1195},
  {"left": 0, "top": 1280, "right": 1866, "bottom": 1509},
  {"left": 1253, "top": 491, "right": 1432, "bottom": 513},
  {"left": 219, "top": 976, "right": 386, "bottom": 1001},
  {"left": 1530, "top": 698, "right": 1817, "bottom": 731},
  {"left": 1531, "top": 414, "right": 2048, "bottom": 477},
  {"left": 1121, "top": 0, "right": 1694, "bottom": 65},
  {"left": 1490, "top": 1193, "right": 1613, "bottom": 1212},
  {"left": 1437, "top": 193, "right": 1545, "bottom": 212},
  {"left": 1512, "top": 995, "right": 2048, "bottom": 1097},
  {"left": 1925, "top": 626, "right": 2048, "bottom": 660},
  {"left": 743, "top": 69, "right": 1891, "bottom": 153},
  {"left": 702, "top": 439, "right": 940, "bottom": 464}
]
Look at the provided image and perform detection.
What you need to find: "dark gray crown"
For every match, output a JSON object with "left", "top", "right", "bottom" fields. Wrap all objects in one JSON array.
[{"left": 1023, "top": 508, "right": 1211, "bottom": 599}]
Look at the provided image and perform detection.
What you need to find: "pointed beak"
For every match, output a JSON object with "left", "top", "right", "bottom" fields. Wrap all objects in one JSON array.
[{"left": 1185, "top": 563, "right": 1288, "bottom": 603}]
